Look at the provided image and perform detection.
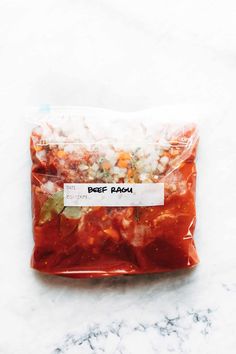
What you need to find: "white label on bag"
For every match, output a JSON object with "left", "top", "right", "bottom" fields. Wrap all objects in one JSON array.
[{"left": 64, "top": 183, "right": 164, "bottom": 207}]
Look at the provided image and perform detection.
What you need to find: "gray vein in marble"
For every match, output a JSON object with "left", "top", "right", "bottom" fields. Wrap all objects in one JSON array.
[
  {"left": 222, "top": 283, "right": 236, "bottom": 292},
  {"left": 52, "top": 308, "right": 214, "bottom": 354}
]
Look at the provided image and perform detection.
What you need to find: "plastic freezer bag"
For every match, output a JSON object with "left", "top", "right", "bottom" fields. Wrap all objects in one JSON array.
[{"left": 30, "top": 108, "right": 199, "bottom": 278}]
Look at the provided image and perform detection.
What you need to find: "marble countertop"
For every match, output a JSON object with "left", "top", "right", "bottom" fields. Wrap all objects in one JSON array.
[{"left": 0, "top": 1, "right": 236, "bottom": 353}]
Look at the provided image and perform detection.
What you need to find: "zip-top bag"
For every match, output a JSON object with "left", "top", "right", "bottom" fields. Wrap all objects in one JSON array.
[{"left": 30, "top": 107, "right": 199, "bottom": 278}]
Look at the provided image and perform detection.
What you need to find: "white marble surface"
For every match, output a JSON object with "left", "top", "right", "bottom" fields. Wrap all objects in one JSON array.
[{"left": 0, "top": 1, "right": 236, "bottom": 353}]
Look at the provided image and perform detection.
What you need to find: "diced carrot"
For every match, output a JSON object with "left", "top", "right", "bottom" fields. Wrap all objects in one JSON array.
[
  {"left": 127, "top": 168, "right": 133, "bottom": 178},
  {"left": 35, "top": 145, "right": 42, "bottom": 152},
  {"left": 102, "top": 161, "right": 111, "bottom": 170},
  {"left": 57, "top": 150, "right": 66, "bottom": 158},
  {"left": 162, "top": 151, "right": 171, "bottom": 158},
  {"left": 117, "top": 151, "right": 131, "bottom": 168},
  {"left": 117, "top": 159, "right": 130, "bottom": 168},
  {"left": 118, "top": 152, "right": 131, "bottom": 160},
  {"left": 104, "top": 228, "right": 120, "bottom": 241}
]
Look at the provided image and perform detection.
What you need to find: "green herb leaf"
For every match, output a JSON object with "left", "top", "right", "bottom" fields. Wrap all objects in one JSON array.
[
  {"left": 98, "top": 157, "right": 105, "bottom": 165},
  {"left": 39, "top": 190, "right": 64, "bottom": 225},
  {"left": 103, "top": 171, "right": 111, "bottom": 178},
  {"left": 62, "top": 206, "right": 90, "bottom": 220},
  {"left": 62, "top": 207, "right": 83, "bottom": 219}
]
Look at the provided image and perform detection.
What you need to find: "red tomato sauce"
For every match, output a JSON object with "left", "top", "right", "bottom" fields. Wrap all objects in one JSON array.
[{"left": 30, "top": 124, "right": 199, "bottom": 278}]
